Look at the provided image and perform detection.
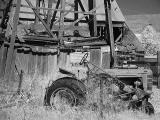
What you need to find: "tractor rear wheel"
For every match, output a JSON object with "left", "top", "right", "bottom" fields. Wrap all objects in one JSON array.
[{"left": 44, "top": 77, "right": 86, "bottom": 109}]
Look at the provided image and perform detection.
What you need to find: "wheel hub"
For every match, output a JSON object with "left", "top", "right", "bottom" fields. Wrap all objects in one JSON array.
[{"left": 50, "top": 88, "right": 76, "bottom": 109}]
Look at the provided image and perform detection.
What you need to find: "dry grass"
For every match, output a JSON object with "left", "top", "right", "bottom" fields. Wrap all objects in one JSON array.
[
  {"left": 1, "top": 76, "right": 160, "bottom": 120},
  {"left": 3, "top": 105, "right": 160, "bottom": 120}
]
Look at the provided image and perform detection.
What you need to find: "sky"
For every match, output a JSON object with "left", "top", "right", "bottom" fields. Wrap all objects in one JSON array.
[{"left": 117, "top": 0, "right": 160, "bottom": 15}]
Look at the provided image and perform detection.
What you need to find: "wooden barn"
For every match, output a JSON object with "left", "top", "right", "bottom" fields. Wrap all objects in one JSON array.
[{"left": 0, "top": 0, "right": 145, "bottom": 92}]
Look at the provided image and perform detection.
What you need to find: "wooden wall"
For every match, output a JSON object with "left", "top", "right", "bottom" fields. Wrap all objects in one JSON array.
[
  {"left": 16, "top": 48, "right": 60, "bottom": 79},
  {"left": 0, "top": 44, "right": 69, "bottom": 92}
]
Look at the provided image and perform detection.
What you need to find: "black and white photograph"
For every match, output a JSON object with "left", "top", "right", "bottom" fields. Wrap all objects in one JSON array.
[{"left": 0, "top": 0, "right": 160, "bottom": 120}]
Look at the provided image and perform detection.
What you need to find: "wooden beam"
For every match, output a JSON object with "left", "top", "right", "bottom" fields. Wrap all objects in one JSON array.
[
  {"left": 50, "top": 0, "right": 60, "bottom": 29},
  {"left": 65, "top": 41, "right": 107, "bottom": 47},
  {"left": 58, "top": 0, "right": 66, "bottom": 43},
  {"left": 88, "top": 0, "right": 97, "bottom": 36},
  {"left": 78, "top": 0, "right": 89, "bottom": 21},
  {"left": 0, "top": 45, "right": 7, "bottom": 78},
  {"left": 35, "top": 0, "right": 40, "bottom": 24},
  {"left": 25, "top": 0, "right": 57, "bottom": 39},
  {"left": 20, "top": 4, "right": 103, "bottom": 15},
  {"left": 19, "top": 17, "right": 124, "bottom": 28},
  {"left": 23, "top": 36, "right": 58, "bottom": 42},
  {"left": 104, "top": 0, "right": 116, "bottom": 68},
  {"left": 4, "top": 0, "right": 21, "bottom": 81},
  {"left": 74, "top": 0, "right": 79, "bottom": 36},
  {"left": 74, "top": 0, "right": 79, "bottom": 27}
]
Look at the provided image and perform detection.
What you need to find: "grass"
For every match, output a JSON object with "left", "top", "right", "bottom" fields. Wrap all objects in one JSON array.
[
  {"left": 4, "top": 105, "right": 160, "bottom": 120},
  {"left": 1, "top": 75, "right": 160, "bottom": 120}
]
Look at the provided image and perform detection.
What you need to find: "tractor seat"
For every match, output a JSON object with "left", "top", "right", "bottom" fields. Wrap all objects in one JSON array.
[{"left": 59, "top": 68, "right": 75, "bottom": 76}]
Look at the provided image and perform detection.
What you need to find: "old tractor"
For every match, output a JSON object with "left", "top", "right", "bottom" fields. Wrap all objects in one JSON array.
[
  {"left": 44, "top": 0, "right": 154, "bottom": 114},
  {"left": 44, "top": 52, "right": 154, "bottom": 114}
]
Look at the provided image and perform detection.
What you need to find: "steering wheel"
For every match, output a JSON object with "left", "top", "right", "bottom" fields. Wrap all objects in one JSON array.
[{"left": 79, "top": 53, "right": 88, "bottom": 65}]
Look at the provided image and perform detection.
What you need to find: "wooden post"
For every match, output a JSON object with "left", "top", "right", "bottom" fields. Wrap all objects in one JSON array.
[
  {"left": 88, "top": 0, "right": 97, "bottom": 36},
  {"left": 57, "top": 0, "right": 66, "bottom": 67},
  {"left": 88, "top": 0, "right": 100, "bottom": 69},
  {"left": 74, "top": 0, "right": 79, "bottom": 36},
  {"left": 4, "top": 0, "right": 21, "bottom": 81},
  {"left": 157, "top": 51, "right": 160, "bottom": 88},
  {"left": 104, "top": 0, "right": 115, "bottom": 68}
]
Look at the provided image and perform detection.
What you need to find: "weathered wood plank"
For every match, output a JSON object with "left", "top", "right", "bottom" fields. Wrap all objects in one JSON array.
[
  {"left": 36, "top": 47, "right": 43, "bottom": 75},
  {"left": 35, "top": 0, "right": 40, "bottom": 24},
  {"left": 104, "top": 0, "right": 115, "bottom": 68},
  {"left": 48, "top": 49, "right": 58, "bottom": 79},
  {"left": 4, "top": 0, "right": 21, "bottom": 81},
  {"left": 74, "top": 0, "right": 79, "bottom": 27},
  {"left": 28, "top": 52, "right": 36, "bottom": 76},
  {"left": 0, "top": 45, "right": 7, "bottom": 78},
  {"left": 58, "top": 52, "right": 67, "bottom": 68},
  {"left": 88, "top": 0, "right": 97, "bottom": 36},
  {"left": 41, "top": 48, "right": 48, "bottom": 76}
]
